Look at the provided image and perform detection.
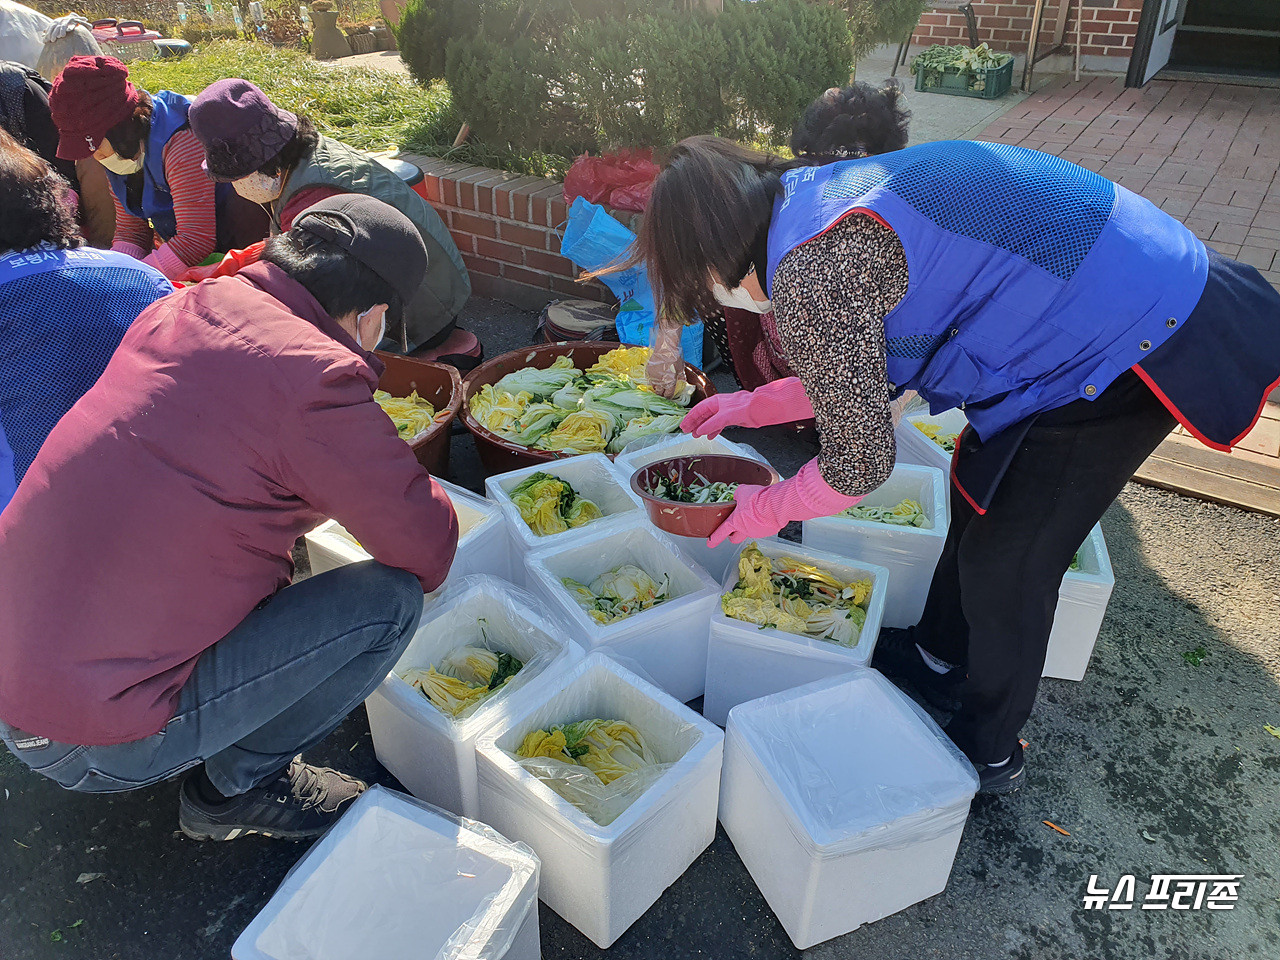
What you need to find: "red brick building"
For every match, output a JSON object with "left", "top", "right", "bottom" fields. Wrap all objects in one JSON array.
[{"left": 910, "top": 0, "right": 1278, "bottom": 87}]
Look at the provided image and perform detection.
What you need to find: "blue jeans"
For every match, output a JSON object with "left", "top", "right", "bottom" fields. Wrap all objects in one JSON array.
[{"left": 0, "top": 562, "right": 423, "bottom": 795}]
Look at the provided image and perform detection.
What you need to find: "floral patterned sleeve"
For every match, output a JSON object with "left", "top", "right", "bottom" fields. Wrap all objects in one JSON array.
[{"left": 769, "top": 214, "right": 909, "bottom": 497}]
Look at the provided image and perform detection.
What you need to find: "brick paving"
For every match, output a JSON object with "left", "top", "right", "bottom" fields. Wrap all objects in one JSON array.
[{"left": 979, "top": 76, "right": 1280, "bottom": 284}]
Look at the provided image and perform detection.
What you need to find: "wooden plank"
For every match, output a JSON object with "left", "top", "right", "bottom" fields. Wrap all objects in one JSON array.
[
  {"left": 1134, "top": 455, "right": 1280, "bottom": 516},
  {"left": 1151, "top": 437, "right": 1280, "bottom": 488}
]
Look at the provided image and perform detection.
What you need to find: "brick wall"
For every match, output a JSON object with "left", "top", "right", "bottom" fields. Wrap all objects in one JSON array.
[
  {"left": 910, "top": 0, "right": 1144, "bottom": 63},
  {"left": 403, "top": 154, "right": 616, "bottom": 312}
]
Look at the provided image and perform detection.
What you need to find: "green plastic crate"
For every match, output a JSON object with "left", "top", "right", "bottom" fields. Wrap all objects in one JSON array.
[{"left": 913, "top": 56, "right": 1013, "bottom": 100}]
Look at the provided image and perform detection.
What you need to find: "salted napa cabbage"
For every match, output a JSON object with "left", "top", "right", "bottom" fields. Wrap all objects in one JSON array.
[
  {"left": 551, "top": 379, "right": 589, "bottom": 411},
  {"left": 516, "top": 719, "right": 654, "bottom": 786},
  {"left": 843, "top": 497, "right": 929, "bottom": 528},
  {"left": 587, "top": 346, "right": 651, "bottom": 381},
  {"left": 509, "top": 471, "right": 603, "bottom": 536},
  {"left": 493, "top": 355, "right": 580, "bottom": 399},
  {"left": 535, "top": 409, "right": 617, "bottom": 453},
  {"left": 722, "top": 543, "right": 873, "bottom": 647},
  {"left": 400, "top": 643, "right": 524, "bottom": 718},
  {"left": 470, "top": 384, "right": 531, "bottom": 435},
  {"left": 400, "top": 666, "right": 492, "bottom": 717},
  {"left": 509, "top": 402, "right": 565, "bottom": 445},
  {"left": 373, "top": 389, "right": 437, "bottom": 440},
  {"left": 914, "top": 420, "right": 959, "bottom": 452},
  {"left": 562, "top": 564, "right": 671, "bottom": 625},
  {"left": 607, "top": 414, "right": 685, "bottom": 454},
  {"left": 582, "top": 383, "right": 688, "bottom": 421},
  {"left": 517, "top": 728, "right": 573, "bottom": 762}
]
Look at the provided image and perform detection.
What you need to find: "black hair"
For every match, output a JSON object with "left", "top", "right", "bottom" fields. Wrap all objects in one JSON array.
[
  {"left": 258, "top": 115, "right": 319, "bottom": 178},
  {"left": 599, "top": 136, "right": 803, "bottom": 324},
  {"left": 790, "top": 80, "right": 911, "bottom": 163},
  {"left": 261, "top": 218, "right": 402, "bottom": 323},
  {"left": 103, "top": 89, "right": 153, "bottom": 210},
  {"left": 0, "top": 127, "right": 81, "bottom": 252}
]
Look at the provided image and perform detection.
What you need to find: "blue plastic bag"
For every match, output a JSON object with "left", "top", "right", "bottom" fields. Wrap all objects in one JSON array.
[{"left": 559, "top": 197, "right": 703, "bottom": 367}]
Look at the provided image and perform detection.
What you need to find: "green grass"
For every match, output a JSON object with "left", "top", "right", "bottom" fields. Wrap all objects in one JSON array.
[{"left": 130, "top": 42, "right": 571, "bottom": 178}]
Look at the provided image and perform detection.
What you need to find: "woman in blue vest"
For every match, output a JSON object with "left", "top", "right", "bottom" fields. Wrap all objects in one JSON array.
[
  {"left": 625, "top": 135, "right": 1280, "bottom": 794},
  {"left": 45, "top": 55, "right": 265, "bottom": 281},
  {"left": 0, "top": 127, "right": 172, "bottom": 513}
]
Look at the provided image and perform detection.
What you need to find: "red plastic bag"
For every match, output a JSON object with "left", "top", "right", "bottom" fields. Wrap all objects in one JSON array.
[
  {"left": 562, "top": 149, "right": 659, "bottom": 214},
  {"left": 176, "top": 240, "right": 268, "bottom": 284}
]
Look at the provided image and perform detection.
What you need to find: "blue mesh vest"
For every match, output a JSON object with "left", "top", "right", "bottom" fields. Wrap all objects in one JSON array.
[
  {"left": 103, "top": 91, "right": 230, "bottom": 242},
  {"left": 765, "top": 141, "right": 1210, "bottom": 440}
]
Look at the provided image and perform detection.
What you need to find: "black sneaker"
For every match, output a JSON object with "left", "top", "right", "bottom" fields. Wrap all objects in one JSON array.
[
  {"left": 871, "top": 628, "right": 965, "bottom": 712},
  {"left": 975, "top": 742, "right": 1026, "bottom": 796},
  {"left": 178, "top": 758, "right": 367, "bottom": 841}
]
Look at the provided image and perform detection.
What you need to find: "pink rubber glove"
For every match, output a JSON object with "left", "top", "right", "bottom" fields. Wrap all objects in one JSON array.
[
  {"left": 708, "top": 459, "right": 863, "bottom": 548},
  {"left": 681, "top": 377, "right": 815, "bottom": 438}
]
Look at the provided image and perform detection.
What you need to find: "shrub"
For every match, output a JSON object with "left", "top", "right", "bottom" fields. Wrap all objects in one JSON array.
[
  {"left": 837, "top": 0, "right": 930, "bottom": 64},
  {"left": 719, "top": 0, "right": 852, "bottom": 141},
  {"left": 400, "top": 0, "right": 853, "bottom": 156}
]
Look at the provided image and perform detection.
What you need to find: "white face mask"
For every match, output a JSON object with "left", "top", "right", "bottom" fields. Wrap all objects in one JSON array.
[
  {"left": 99, "top": 148, "right": 144, "bottom": 176},
  {"left": 232, "top": 170, "right": 285, "bottom": 204},
  {"left": 357, "top": 306, "right": 387, "bottom": 352},
  {"left": 712, "top": 281, "right": 772, "bottom": 314}
]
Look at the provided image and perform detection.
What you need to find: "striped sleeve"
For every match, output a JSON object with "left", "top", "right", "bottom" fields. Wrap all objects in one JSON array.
[
  {"left": 149, "top": 129, "right": 218, "bottom": 276},
  {"left": 110, "top": 188, "right": 153, "bottom": 254}
]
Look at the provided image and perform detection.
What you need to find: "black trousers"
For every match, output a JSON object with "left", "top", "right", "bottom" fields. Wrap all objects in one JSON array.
[{"left": 913, "top": 370, "right": 1176, "bottom": 764}]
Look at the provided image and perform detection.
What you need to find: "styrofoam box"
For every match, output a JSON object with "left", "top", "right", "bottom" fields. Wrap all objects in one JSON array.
[
  {"left": 1043, "top": 523, "right": 1114, "bottom": 681},
  {"left": 485, "top": 453, "right": 646, "bottom": 559},
  {"left": 894, "top": 408, "right": 968, "bottom": 473},
  {"left": 719, "top": 671, "right": 978, "bottom": 949},
  {"left": 232, "top": 785, "right": 541, "bottom": 960},
  {"left": 702, "top": 538, "right": 889, "bottom": 727},
  {"left": 801, "top": 463, "right": 949, "bottom": 630},
  {"left": 524, "top": 520, "right": 719, "bottom": 703},
  {"left": 475, "top": 653, "right": 723, "bottom": 949},
  {"left": 615, "top": 435, "right": 775, "bottom": 583},
  {"left": 304, "top": 477, "right": 516, "bottom": 585},
  {"left": 365, "top": 576, "right": 585, "bottom": 818}
]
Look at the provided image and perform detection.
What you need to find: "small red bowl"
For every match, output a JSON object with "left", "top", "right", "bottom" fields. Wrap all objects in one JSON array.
[{"left": 630, "top": 454, "right": 781, "bottom": 539}]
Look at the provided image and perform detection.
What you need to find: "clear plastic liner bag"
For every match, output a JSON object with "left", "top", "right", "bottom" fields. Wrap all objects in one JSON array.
[
  {"left": 801, "top": 463, "right": 950, "bottom": 630},
  {"left": 524, "top": 520, "right": 719, "bottom": 702},
  {"left": 513, "top": 755, "right": 673, "bottom": 828},
  {"left": 894, "top": 407, "right": 968, "bottom": 473},
  {"left": 385, "top": 575, "right": 582, "bottom": 732},
  {"left": 729, "top": 669, "right": 978, "bottom": 856},
  {"left": 233, "top": 786, "right": 540, "bottom": 960},
  {"left": 365, "top": 575, "right": 584, "bottom": 817},
  {"left": 476, "top": 653, "right": 722, "bottom": 948},
  {"left": 485, "top": 452, "right": 645, "bottom": 552},
  {"left": 613, "top": 430, "right": 768, "bottom": 472},
  {"left": 305, "top": 477, "right": 512, "bottom": 586}
]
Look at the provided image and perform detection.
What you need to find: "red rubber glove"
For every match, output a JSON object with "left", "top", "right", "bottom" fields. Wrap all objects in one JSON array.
[
  {"left": 708, "top": 459, "right": 863, "bottom": 548},
  {"left": 681, "top": 377, "right": 815, "bottom": 438}
]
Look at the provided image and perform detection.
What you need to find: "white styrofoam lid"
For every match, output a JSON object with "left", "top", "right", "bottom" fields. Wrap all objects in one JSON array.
[
  {"left": 730, "top": 670, "right": 978, "bottom": 852},
  {"left": 234, "top": 786, "right": 538, "bottom": 960}
]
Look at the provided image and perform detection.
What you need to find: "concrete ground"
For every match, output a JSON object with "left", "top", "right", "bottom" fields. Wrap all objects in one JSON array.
[{"left": 1, "top": 300, "right": 1278, "bottom": 959}]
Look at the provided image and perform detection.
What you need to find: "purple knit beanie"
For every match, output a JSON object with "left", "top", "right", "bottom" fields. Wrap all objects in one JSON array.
[{"left": 189, "top": 78, "right": 299, "bottom": 181}]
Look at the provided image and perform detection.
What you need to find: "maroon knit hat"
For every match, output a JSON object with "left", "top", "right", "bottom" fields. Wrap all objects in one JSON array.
[
  {"left": 189, "top": 78, "right": 298, "bottom": 182},
  {"left": 49, "top": 56, "right": 141, "bottom": 161}
]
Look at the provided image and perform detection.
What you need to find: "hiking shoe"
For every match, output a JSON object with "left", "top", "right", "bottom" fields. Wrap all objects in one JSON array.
[
  {"left": 975, "top": 742, "right": 1026, "bottom": 796},
  {"left": 178, "top": 758, "right": 367, "bottom": 841},
  {"left": 871, "top": 627, "right": 965, "bottom": 712}
]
